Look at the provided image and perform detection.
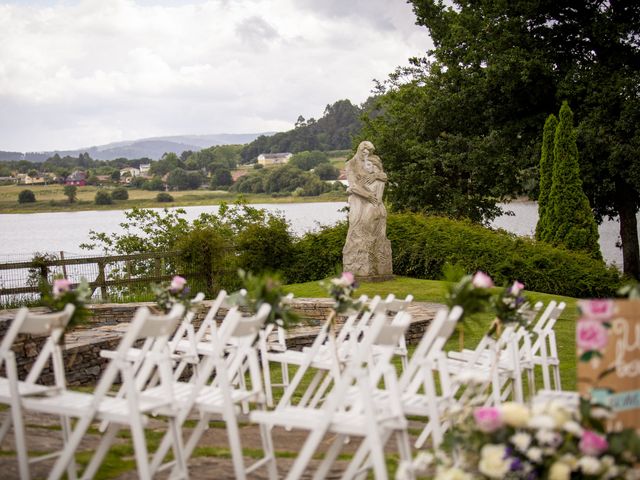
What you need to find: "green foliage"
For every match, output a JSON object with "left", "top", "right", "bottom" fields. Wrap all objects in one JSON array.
[
  {"left": 111, "top": 187, "right": 129, "bottom": 200},
  {"left": 142, "top": 177, "right": 165, "bottom": 191},
  {"left": 287, "top": 214, "right": 619, "bottom": 298},
  {"left": 94, "top": 190, "right": 112, "bottom": 205},
  {"left": 230, "top": 269, "right": 300, "bottom": 328},
  {"left": 187, "top": 144, "right": 241, "bottom": 173},
  {"left": 535, "top": 114, "right": 558, "bottom": 242},
  {"left": 289, "top": 151, "right": 330, "bottom": 171},
  {"left": 314, "top": 163, "right": 340, "bottom": 180},
  {"left": 156, "top": 192, "right": 174, "bottom": 202},
  {"left": 63, "top": 185, "right": 77, "bottom": 203},
  {"left": 235, "top": 213, "right": 295, "bottom": 273},
  {"left": 548, "top": 102, "right": 602, "bottom": 259},
  {"left": 18, "top": 189, "right": 36, "bottom": 203},
  {"left": 241, "top": 99, "right": 363, "bottom": 162},
  {"left": 231, "top": 164, "right": 331, "bottom": 197},
  {"left": 39, "top": 277, "right": 92, "bottom": 329},
  {"left": 167, "top": 168, "right": 203, "bottom": 190},
  {"left": 209, "top": 168, "right": 233, "bottom": 189}
]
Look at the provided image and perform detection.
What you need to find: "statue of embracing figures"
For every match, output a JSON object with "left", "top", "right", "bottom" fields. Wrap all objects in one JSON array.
[{"left": 342, "top": 141, "right": 393, "bottom": 281}]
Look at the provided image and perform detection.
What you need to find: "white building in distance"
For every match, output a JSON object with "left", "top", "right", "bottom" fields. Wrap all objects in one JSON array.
[{"left": 257, "top": 153, "right": 293, "bottom": 166}]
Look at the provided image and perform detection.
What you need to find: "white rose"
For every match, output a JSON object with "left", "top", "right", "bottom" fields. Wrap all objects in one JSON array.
[
  {"left": 412, "top": 452, "right": 434, "bottom": 471},
  {"left": 501, "top": 402, "right": 531, "bottom": 428},
  {"left": 562, "top": 420, "right": 583, "bottom": 436},
  {"left": 549, "top": 462, "right": 571, "bottom": 480},
  {"left": 478, "top": 444, "right": 510, "bottom": 479},
  {"left": 547, "top": 401, "right": 571, "bottom": 426},
  {"left": 435, "top": 466, "right": 473, "bottom": 480},
  {"left": 526, "top": 446, "right": 543, "bottom": 463},
  {"left": 528, "top": 414, "right": 556, "bottom": 430},
  {"left": 578, "top": 456, "right": 602, "bottom": 476},
  {"left": 510, "top": 432, "right": 532, "bottom": 452}
]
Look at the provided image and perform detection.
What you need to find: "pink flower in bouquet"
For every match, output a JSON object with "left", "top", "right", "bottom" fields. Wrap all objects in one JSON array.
[
  {"left": 578, "top": 299, "right": 615, "bottom": 321},
  {"left": 341, "top": 272, "right": 355, "bottom": 286},
  {"left": 576, "top": 319, "right": 609, "bottom": 351},
  {"left": 474, "top": 406, "right": 503, "bottom": 433},
  {"left": 472, "top": 271, "right": 494, "bottom": 289},
  {"left": 170, "top": 275, "right": 187, "bottom": 292},
  {"left": 52, "top": 278, "right": 72, "bottom": 298},
  {"left": 510, "top": 280, "right": 525, "bottom": 295},
  {"left": 579, "top": 430, "right": 608, "bottom": 456}
]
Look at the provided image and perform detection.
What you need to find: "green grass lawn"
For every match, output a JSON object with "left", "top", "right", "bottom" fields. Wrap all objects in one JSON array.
[{"left": 285, "top": 275, "right": 579, "bottom": 390}]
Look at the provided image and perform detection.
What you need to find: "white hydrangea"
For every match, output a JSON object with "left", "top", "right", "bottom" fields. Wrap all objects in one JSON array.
[
  {"left": 562, "top": 420, "right": 583, "bottom": 436},
  {"left": 528, "top": 414, "right": 556, "bottom": 430},
  {"left": 549, "top": 461, "right": 572, "bottom": 480},
  {"left": 434, "top": 466, "right": 473, "bottom": 480},
  {"left": 526, "top": 446, "right": 543, "bottom": 463},
  {"left": 535, "top": 429, "right": 562, "bottom": 447}
]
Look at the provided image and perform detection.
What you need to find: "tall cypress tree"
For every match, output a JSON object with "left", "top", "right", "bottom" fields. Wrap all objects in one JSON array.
[
  {"left": 548, "top": 102, "right": 602, "bottom": 259},
  {"left": 535, "top": 114, "right": 558, "bottom": 242}
]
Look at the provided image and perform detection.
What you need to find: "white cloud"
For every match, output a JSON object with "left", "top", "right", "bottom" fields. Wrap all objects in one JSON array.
[{"left": 0, "top": 0, "right": 432, "bottom": 151}]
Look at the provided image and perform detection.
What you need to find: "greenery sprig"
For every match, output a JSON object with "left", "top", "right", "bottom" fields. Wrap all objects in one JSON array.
[
  {"left": 40, "top": 276, "right": 92, "bottom": 329},
  {"left": 230, "top": 269, "right": 299, "bottom": 328},
  {"left": 153, "top": 275, "right": 194, "bottom": 313}
]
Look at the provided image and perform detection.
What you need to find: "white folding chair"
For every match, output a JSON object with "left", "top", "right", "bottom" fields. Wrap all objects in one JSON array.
[
  {"left": 0, "top": 305, "right": 76, "bottom": 480},
  {"left": 148, "top": 303, "right": 278, "bottom": 480},
  {"left": 20, "top": 303, "right": 186, "bottom": 480},
  {"left": 251, "top": 311, "right": 414, "bottom": 480}
]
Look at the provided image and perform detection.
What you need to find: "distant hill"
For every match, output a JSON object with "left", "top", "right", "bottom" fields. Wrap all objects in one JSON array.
[
  {"left": 240, "top": 99, "right": 364, "bottom": 163},
  {"left": 1, "top": 133, "right": 273, "bottom": 163}
]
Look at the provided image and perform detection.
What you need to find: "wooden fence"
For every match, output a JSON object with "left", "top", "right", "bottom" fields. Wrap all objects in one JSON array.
[{"left": 0, "top": 251, "right": 215, "bottom": 303}]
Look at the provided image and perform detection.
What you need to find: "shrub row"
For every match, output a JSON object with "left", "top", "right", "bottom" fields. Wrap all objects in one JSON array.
[{"left": 285, "top": 213, "right": 620, "bottom": 298}]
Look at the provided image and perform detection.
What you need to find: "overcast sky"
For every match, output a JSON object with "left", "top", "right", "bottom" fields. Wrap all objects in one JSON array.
[{"left": 0, "top": 0, "right": 432, "bottom": 152}]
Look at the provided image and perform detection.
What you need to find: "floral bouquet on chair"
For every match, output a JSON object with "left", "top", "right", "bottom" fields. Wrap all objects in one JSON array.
[
  {"left": 153, "top": 275, "right": 194, "bottom": 313},
  {"left": 40, "top": 276, "right": 92, "bottom": 330}
]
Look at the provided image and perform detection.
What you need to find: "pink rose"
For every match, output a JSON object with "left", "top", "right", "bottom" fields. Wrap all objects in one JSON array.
[
  {"left": 473, "top": 407, "right": 503, "bottom": 433},
  {"left": 53, "top": 278, "right": 72, "bottom": 298},
  {"left": 170, "top": 275, "right": 187, "bottom": 291},
  {"left": 578, "top": 300, "right": 615, "bottom": 321},
  {"left": 510, "top": 281, "right": 525, "bottom": 295},
  {"left": 579, "top": 430, "right": 608, "bottom": 456},
  {"left": 576, "top": 319, "right": 609, "bottom": 351},
  {"left": 472, "top": 271, "right": 494, "bottom": 289},
  {"left": 340, "top": 272, "right": 355, "bottom": 286}
]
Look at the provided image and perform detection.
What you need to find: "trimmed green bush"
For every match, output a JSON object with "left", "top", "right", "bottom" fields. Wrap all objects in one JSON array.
[
  {"left": 156, "top": 192, "right": 174, "bottom": 202},
  {"left": 287, "top": 213, "right": 620, "bottom": 298},
  {"left": 535, "top": 114, "right": 557, "bottom": 241},
  {"left": 95, "top": 190, "right": 112, "bottom": 205},
  {"left": 111, "top": 187, "right": 129, "bottom": 200},
  {"left": 18, "top": 189, "right": 36, "bottom": 204}
]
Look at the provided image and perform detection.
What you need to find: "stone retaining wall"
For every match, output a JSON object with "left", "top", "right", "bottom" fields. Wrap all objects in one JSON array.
[{"left": 0, "top": 299, "right": 442, "bottom": 386}]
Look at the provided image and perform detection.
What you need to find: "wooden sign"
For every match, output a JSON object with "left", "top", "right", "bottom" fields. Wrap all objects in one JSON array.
[{"left": 577, "top": 300, "right": 640, "bottom": 431}]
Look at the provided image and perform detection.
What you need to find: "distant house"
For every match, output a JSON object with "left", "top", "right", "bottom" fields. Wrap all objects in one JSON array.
[
  {"left": 65, "top": 171, "right": 86, "bottom": 186},
  {"left": 257, "top": 153, "right": 292, "bottom": 166},
  {"left": 120, "top": 167, "right": 141, "bottom": 183},
  {"left": 139, "top": 163, "right": 151, "bottom": 177},
  {"left": 22, "top": 174, "right": 47, "bottom": 185}
]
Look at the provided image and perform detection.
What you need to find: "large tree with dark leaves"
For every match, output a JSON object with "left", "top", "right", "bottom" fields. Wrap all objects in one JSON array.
[{"left": 365, "top": 0, "right": 640, "bottom": 277}]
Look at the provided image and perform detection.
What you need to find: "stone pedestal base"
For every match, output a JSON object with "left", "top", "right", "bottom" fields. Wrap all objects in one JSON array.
[{"left": 355, "top": 274, "right": 395, "bottom": 283}]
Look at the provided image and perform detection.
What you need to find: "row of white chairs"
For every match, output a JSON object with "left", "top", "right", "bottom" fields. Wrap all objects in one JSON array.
[{"left": 0, "top": 291, "right": 566, "bottom": 479}]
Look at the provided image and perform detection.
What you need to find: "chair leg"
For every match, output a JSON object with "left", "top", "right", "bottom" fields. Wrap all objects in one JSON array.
[
  {"left": 0, "top": 415, "right": 12, "bottom": 445},
  {"left": 262, "top": 354, "right": 274, "bottom": 408},
  {"left": 258, "top": 420, "right": 278, "bottom": 480},
  {"left": 60, "top": 415, "right": 78, "bottom": 480},
  {"left": 81, "top": 423, "right": 120, "bottom": 480},
  {"left": 168, "top": 417, "right": 189, "bottom": 480},
  {"left": 284, "top": 427, "right": 328, "bottom": 480},
  {"left": 312, "top": 433, "right": 346, "bottom": 480},
  {"left": 10, "top": 403, "right": 30, "bottom": 480}
]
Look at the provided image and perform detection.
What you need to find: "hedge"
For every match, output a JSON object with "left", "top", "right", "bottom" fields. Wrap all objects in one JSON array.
[{"left": 287, "top": 213, "right": 620, "bottom": 298}]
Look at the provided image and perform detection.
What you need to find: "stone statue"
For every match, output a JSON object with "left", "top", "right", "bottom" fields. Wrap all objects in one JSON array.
[{"left": 342, "top": 140, "right": 393, "bottom": 280}]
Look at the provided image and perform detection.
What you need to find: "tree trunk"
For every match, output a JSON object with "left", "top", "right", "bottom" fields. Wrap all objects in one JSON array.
[{"left": 616, "top": 183, "right": 640, "bottom": 279}]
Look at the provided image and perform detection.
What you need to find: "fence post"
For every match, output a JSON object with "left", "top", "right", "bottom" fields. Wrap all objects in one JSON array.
[
  {"left": 60, "top": 251, "right": 68, "bottom": 279},
  {"left": 97, "top": 261, "right": 108, "bottom": 300}
]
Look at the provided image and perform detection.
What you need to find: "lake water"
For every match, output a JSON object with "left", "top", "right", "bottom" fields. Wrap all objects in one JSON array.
[{"left": 0, "top": 201, "right": 635, "bottom": 268}]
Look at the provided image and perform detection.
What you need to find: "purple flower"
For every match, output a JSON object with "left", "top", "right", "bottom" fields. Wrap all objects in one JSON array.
[{"left": 474, "top": 406, "right": 503, "bottom": 433}]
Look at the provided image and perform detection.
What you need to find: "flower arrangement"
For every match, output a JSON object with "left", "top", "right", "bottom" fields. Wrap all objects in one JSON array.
[
  {"left": 40, "top": 276, "right": 92, "bottom": 329},
  {"left": 487, "top": 280, "right": 532, "bottom": 337},
  {"left": 230, "top": 269, "right": 299, "bottom": 328},
  {"left": 405, "top": 389, "right": 640, "bottom": 480},
  {"left": 153, "top": 275, "right": 194, "bottom": 313},
  {"left": 323, "top": 271, "right": 363, "bottom": 314}
]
